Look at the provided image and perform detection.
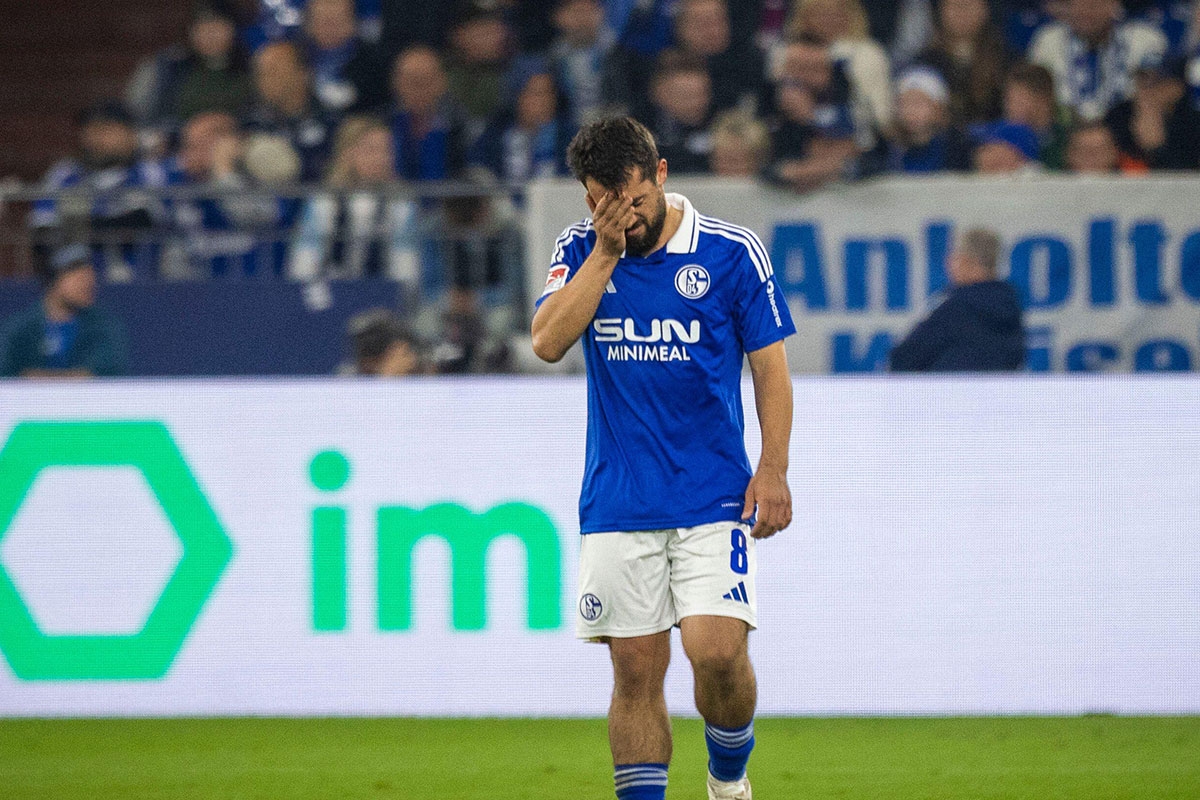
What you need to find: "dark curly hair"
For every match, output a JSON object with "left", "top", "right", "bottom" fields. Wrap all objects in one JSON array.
[{"left": 566, "top": 117, "right": 660, "bottom": 190}]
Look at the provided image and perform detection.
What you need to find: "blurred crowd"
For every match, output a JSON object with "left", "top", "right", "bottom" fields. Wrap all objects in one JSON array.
[{"left": 8, "top": 0, "right": 1200, "bottom": 374}]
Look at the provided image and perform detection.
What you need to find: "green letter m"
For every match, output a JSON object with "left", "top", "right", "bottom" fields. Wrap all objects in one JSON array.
[{"left": 376, "top": 503, "right": 561, "bottom": 631}]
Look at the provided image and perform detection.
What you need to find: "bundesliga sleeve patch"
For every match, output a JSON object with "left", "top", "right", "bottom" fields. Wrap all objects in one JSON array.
[{"left": 541, "top": 264, "right": 569, "bottom": 297}]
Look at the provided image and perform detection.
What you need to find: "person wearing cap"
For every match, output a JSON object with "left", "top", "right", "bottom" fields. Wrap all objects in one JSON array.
[
  {"left": 882, "top": 66, "right": 971, "bottom": 173},
  {"left": 970, "top": 119, "right": 1043, "bottom": 173},
  {"left": 0, "top": 245, "right": 129, "bottom": 378},
  {"left": 30, "top": 101, "right": 168, "bottom": 280},
  {"left": 1029, "top": 0, "right": 1168, "bottom": 121},
  {"left": 1105, "top": 55, "right": 1200, "bottom": 170},
  {"left": 889, "top": 227, "right": 1025, "bottom": 373}
]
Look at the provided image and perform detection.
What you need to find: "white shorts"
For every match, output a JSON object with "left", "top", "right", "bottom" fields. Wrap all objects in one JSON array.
[{"left": 575, "top": 520, "right": 757, "bottom": 640}]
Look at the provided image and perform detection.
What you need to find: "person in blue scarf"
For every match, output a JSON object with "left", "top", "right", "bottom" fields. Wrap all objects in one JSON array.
[
  {"left": 388, "top": 45, "right": 470, "bottom": 182},
  {"left": 301, "top": 0, "right": 387, "bottom": 115},
  {"left": 469, "top": 57, "right": 574, "bottom": 182}
]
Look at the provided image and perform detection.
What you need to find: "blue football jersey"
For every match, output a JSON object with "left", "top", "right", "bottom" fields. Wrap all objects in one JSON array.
[{"left": 537, "top": 193, "right": 796, "bottom": 533}]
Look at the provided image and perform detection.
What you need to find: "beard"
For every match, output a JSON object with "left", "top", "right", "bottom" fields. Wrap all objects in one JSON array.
[{"left": 623, "top": 191, "right": 668, "bottom": 257}]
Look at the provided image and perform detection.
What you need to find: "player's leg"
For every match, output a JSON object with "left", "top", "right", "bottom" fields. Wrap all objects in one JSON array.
[
  {"left": 576, "top": 530, "right": 677, "bottom": 799},
  {"left": 680, "top": 616, "right": 756, "bottom": 727},
  {"left": 681, "top": 615, "right": 757, "bottom": 793},
  {"left": 669, "top": 522, "right": 759, "bottom": 797},
  {"left": 608, "top": 631, "right": 673, "bottom": 799}
]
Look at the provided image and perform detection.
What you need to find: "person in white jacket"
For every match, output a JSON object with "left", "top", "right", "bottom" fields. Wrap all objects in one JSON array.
[
  {"left": 289, "top": 116, "right": 420, "bottom": 286},
  {"left": 1029, "top": 0, "right": 1167, "bottom": 121}
]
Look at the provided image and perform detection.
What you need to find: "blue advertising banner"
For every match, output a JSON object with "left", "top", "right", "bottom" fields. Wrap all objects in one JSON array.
[{"left": 526, "top": 176, "right": 1200, "bottom": 373}]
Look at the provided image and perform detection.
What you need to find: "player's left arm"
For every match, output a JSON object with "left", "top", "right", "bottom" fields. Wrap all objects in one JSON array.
[{"left": 743, "top": 341, "right": 793, "bottom": 539}]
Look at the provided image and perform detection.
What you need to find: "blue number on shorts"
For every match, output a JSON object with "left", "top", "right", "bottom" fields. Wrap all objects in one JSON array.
[{"left": 730, "top": 529, "right": 748, "bottom": 575}]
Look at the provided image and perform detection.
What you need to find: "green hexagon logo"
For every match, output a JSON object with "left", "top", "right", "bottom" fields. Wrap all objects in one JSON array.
[{"left": 0, "top": 421, "right": 232, "bottom": 680}]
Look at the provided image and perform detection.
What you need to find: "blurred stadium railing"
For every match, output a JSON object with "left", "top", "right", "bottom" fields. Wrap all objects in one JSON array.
[{"left": 4, "top": 175, "right": 1200, "bottom": 375}]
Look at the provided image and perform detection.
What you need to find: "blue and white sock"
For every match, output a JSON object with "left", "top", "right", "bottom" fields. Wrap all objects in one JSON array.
[
  {"left": 705, "top": 721, "right": 755, "bottom": 782},
  {"left": 613, "top": 762, "right": 668, "bottom": 800}
]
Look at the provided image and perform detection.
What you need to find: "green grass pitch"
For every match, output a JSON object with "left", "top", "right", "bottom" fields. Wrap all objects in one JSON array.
[{"left": 1, "top": 716, "right": 1197, "bottom": 799}]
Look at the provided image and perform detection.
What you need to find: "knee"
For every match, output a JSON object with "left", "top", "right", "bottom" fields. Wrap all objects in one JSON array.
[
  {"left": 610, "top": 645, "right": 668, "bottom": 698},
  {"left": 687, "top": 638, "right": 745, "bottom": 678}
]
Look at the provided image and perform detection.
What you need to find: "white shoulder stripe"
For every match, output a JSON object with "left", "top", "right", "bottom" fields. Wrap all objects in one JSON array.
[
  {"left": 552, "top": 220, "right": 593, "bottom": 263},
  {"left": 699, "top": 222, "right": 771, "bottom": 282},
  {"left": 699, "top": 215, "right": 773, "bottom": 277}
]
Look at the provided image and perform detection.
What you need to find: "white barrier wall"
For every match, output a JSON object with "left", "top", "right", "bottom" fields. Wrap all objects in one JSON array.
[
  {"left": 0, "top": 378, "right": 1198, "bottom": 716},
  {"left": 526, "top": 176, "right": 1200, "bottom": 374}
]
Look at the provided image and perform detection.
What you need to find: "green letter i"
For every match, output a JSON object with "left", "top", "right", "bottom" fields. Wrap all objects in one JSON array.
[{"left": 310, "top": 450, "right": 351, "bottom": 631}]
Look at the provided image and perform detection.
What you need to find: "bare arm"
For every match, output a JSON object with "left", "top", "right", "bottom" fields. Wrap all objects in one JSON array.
[
  {"left": 531, "top": 192, "right": 633, "bottom": 363},
  {"left": 741, "top": 340, "right": 793, "bottom": 539}
]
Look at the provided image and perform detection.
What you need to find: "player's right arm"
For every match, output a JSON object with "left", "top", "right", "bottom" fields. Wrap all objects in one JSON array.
[{"left": 530, "top": 192, "right": 633, "bottom": 363}]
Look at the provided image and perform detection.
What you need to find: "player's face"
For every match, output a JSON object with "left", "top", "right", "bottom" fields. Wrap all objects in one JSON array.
[{"left": 585, "top": 162, "right": 669, "bottom": 258}]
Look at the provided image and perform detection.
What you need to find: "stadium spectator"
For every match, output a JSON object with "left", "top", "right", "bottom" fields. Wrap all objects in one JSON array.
[
  {"left": 301, "top": 0, "right": 388, "bottom": 116},
  {"left": 30, "top": 102, "right": 167, "bottom": 281},
  {"left": 547, "top": 0, "right": 618, "bottom": 125},
  {"left": 765, "top": 35, "right": 860, "bottom": 191},
  {"left": 341, "top": 308, "right": 424, "bottom": 376},
  {"left": 1029, "top": 0, "right": 1168, "bottom": 120},
  {"left": 674, "top": 0, "right": 766, "bottom": 112},
  {"left": 388, "top": 46, "right": 470, "bottom": 181},
  {"left": 880, "top": 67, "right": 972, "bottom": 173},
  {"left": 889, "top": 227, "right": 1025, "bottom": 372},
  {"left": 0, "top": 244, "right": 129, "bottom": 378},
  {"left": 785, "top": 0, "right": 895, "bottom": 144},
  {"left": 970, "top": 120, "right": 1043, "bottom": 172},
  {"left": 444, "top": 3, "right": 515, "bottom": 132},
  {"left": 165, "top": 111, "right": 286, "bottom": 278},
  {"left": 1003, "top": 62, "right": 1070, "bottom": 169},
  {"left": 607, "top": 0, "right": 765, "bottom": 118},
  {"left": 640, "top": 51, "right": 715, "bottom": 174},
  {"left": 124, "top": 2, "right": 252, "bottom": 136},
  {"left": 289, "top": 117, "right": 420, "bottom": 285},
  {"left": 912, "top": 0, "right": 1010, "bottom": 126},
  {"left": 709, "top": 110, "right": 772, "bottom": 176},
  {"left": 1065, "top": 119, "right": 1122, "bottom": 171},
  {"left": 1105, "top": 56, "right": 1200, "bottom": 169},
  {"left": 470, "top": 64, "right": 574, "bottom": 181},
  {"left": 243, "top": 42, "right": 337, "bottom": 181}
]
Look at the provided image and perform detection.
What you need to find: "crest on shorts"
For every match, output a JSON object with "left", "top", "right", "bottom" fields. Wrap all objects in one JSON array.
[
  {"left": 675, "top": 265, "right": 710, "bottom": 299},
  {"left": 579, "top": 593, "right": 603, "bottom": 622}
]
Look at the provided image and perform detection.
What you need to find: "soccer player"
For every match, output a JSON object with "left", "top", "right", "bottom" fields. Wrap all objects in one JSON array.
[{"left": 531, "top": 117, "right": 795, "bottom": 800}]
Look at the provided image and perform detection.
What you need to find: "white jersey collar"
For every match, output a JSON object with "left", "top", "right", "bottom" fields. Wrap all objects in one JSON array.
[{"left": 664, "top": 192, "right": 699, "bottom": 255}]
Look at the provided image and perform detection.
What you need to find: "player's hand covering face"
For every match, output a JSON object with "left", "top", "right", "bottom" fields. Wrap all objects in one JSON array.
[
  {"left": 586, "top": 189, "right": 634, "bottom": 258},
  {"left": 585, "top": 167, "right": 669, "bottom": 258}
]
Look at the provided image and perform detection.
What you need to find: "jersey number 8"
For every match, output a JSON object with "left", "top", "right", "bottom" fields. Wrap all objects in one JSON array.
[{"left": 730, "top": 529, "right": 749, "bottom": 575}]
